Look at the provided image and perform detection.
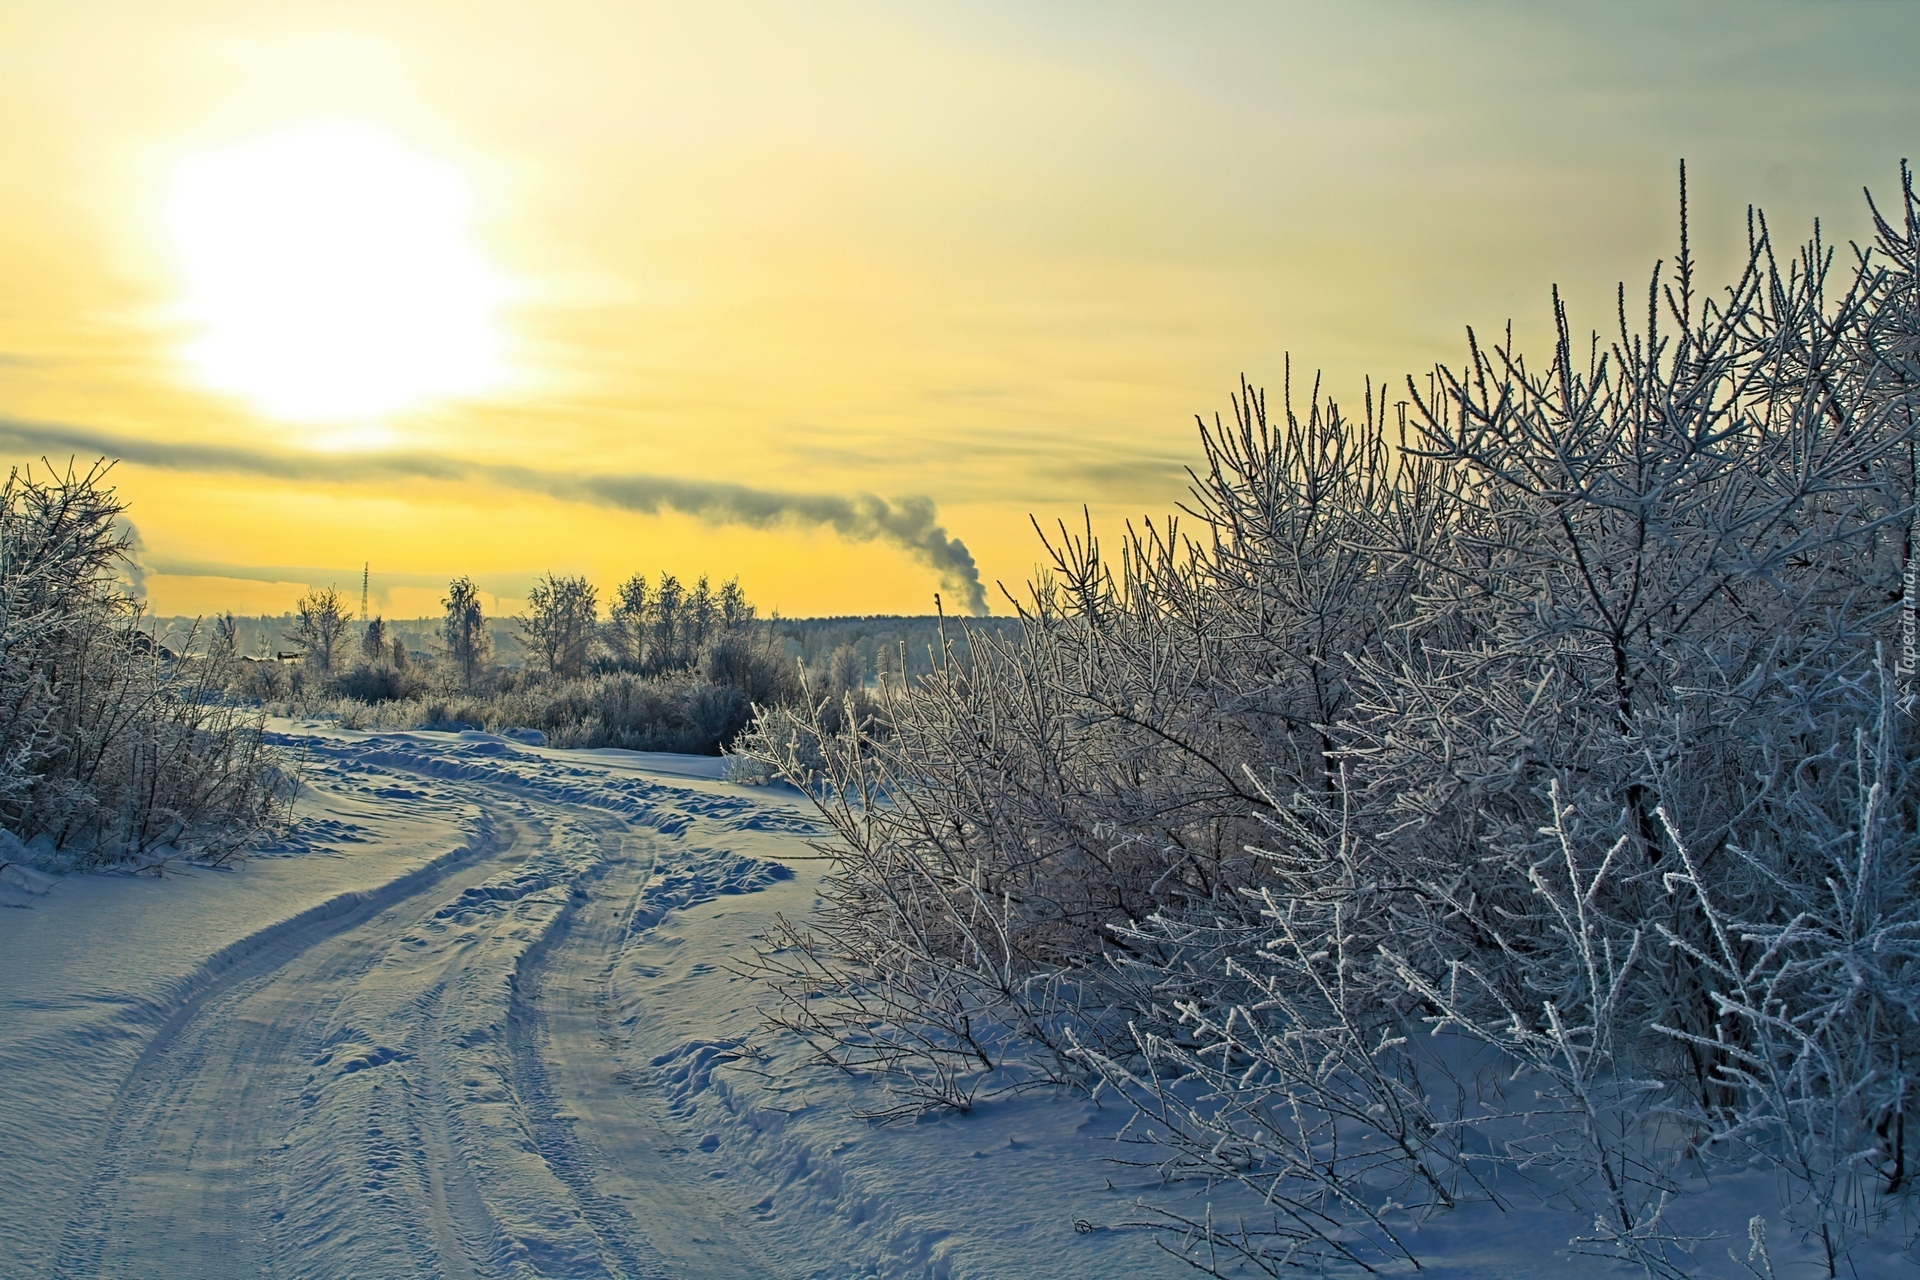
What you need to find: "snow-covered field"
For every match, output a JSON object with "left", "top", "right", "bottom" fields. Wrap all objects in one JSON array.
[
  {"left": 4, "top": 724, "right": 1912, "bottom": 1278},
  {"left": 0, "top": 724, "right": 1193, "bottom": 1279}
]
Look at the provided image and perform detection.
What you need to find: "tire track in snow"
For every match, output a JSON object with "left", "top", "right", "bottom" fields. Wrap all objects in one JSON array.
[
  {"left": 42, "top": 730, "right": 802, "bottom": 1279},
  {"left": 506, "top": 822, "right": 796, "bottom": 1279},
  {"left": 502, "top": 847, "right": 665, "bottom": 1277},
  {"left": 47, "top": 814, "right": 512, "bottom": 1280},
  {"left": 264, "top": 809, "right": 664, "bottom": 1280}
]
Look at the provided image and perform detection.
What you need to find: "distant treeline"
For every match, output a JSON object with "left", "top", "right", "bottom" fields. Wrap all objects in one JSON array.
[
  {"left": 144, "top": 570, "right": 1026, "bottom": 757},
  {"left": 144, "top": 612, "right": 1022, "bottom": 682},
  {"left": 144, "top": 614, "right": 528, "bottom": 665}
]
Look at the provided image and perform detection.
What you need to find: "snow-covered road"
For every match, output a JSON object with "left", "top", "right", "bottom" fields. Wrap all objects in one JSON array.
[{"left": 2, "top": 727, "right": 1186, "bottom": 1280}]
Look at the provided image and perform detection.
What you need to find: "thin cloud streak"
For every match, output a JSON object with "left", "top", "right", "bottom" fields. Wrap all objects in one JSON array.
[
  {"left": 145, "top": 557, "right": 519, "bottom": 593},
  {"left": 142, "top": 557, "right": 551, "bottom": 618},
  {"left": 0, "top": 416, "right": 989, "bottom": 614}
]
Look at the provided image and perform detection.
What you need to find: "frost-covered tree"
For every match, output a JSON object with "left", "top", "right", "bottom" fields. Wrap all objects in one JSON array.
[
  {"left": 288, "top": 586, "right": 349, "bottom": 673},
  {"left": 211, "top": 610, "right": 240, "bottom": 657},
  {"left": 441, "top": 576, "right": 490, "bottom": 690},
  {"left": 520, "top": 572, "right": 597, "bottom": 678},
  {"left": 825, "top": 642, "right": 864, "bottom": 699},
  {"left": 598, "top": 570, "right": 762, "bottom": 676},
  {"left": 719, "top": 575, "right": 753, "bottom": 631},
  {"left": 651, "top": 572, "right": 684, "bottom": 671},
  {"left": 688, "top": 574, "right": 716, "bottom": 654},
  {"left": 607, "top": 572, "right": 649, "bottom": 669},
  {"left": 360, "top": 616, "right": 387, "bottom": 665}
]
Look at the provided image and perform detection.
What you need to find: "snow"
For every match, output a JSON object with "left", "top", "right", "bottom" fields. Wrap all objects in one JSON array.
[
  {"left": 0, "top": 725, "right": 1183, "bottom": 1278},
  {"left": 0, "top": 844, "right": 59, "bottom": 908},
  {"left": 3, "top": 723, "right": 1912, "bottom": 1277}
]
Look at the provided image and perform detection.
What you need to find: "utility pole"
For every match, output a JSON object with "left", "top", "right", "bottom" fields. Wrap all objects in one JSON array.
[{"left": 361, "top": 562, "right": 370, "bottom": 622}]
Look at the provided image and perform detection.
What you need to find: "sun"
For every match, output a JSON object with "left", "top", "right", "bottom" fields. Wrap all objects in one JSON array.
[{"left": 167, "top": 119, "right": 509, "bottom": 426}]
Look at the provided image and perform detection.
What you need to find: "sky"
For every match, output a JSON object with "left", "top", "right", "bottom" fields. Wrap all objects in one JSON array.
[{"left": 1, "top": 1, "right": 1916, "bottom": 619}]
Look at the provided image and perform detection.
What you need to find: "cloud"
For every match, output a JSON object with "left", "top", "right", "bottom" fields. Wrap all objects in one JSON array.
[
  {"left": 800, "top": 435, "right": 1192, "bottom": 506},
  {"left": 143, "top": 557, "right": 549, "bottom": 612},
  {"left": 0, "top": 416, "right": 989, "bottom": 614}
]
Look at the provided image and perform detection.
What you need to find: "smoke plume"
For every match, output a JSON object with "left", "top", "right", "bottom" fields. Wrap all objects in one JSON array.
[
  {"left": 113, "top": 517, "right": 148, "bottom": 601},
  {"left": 0, "top": 416, "right": 989, "bottom": 614}
]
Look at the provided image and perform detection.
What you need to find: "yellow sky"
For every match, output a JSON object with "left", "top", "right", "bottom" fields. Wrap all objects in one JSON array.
[{"left": 1, "top": 1, "right": 1916, "bottom": 617}]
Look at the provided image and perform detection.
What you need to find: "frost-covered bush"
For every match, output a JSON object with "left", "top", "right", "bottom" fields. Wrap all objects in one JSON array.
[
  {"left": 330, "top": 659, "right": 428, "bottom": 704},
  {"left": 0, "top": 462, "right": 281, "bottom": 867},
  {"left": 742, "top": 373, "right": 1447, "bottom": 1112},
  {"left": 226, "top": 656, "right": 292, "bottom": 703},
  {"left": 744, "top": 168, "right": 1920, "bottom": 1273},
  {"left": 284, "top": 610, "right": 800, "bottom": 754},
  {"left": 719, "top": 748, "right": 778, "bottom": 786},
  {"left": 701, "top": 626, "right": 800, "bottom": 707},
  {"left": 302, "top": 669, "right": 763, "bottom": 753}
]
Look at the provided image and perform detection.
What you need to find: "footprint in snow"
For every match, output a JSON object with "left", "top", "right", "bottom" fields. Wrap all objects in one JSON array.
[{"left": 336, "top": 1045, "right": 413, "bottom": 1075}]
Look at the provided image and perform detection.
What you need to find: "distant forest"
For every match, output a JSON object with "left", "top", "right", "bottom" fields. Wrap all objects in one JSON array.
[{"left": 142, "top": 612, "right": 1023, "bottom": 683}]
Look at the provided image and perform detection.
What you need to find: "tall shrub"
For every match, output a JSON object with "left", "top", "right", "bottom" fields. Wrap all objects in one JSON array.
[
  {"left": 745, "top": 169, "right": 1920, "bottom": 1272},
  {"left": 0, "top": 461, "right": 279, "bottom": 866}
]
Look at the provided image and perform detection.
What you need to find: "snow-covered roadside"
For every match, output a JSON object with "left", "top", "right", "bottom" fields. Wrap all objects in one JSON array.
[
  {"left": 11, "top": 723, "right": 1904, "bottom": 1277},
  {"left": 0, "top": 740, "right": 491, "bottom": 1278},
  {"left": 0, "top": 725, "right": 1189, "bottom": 1278}
]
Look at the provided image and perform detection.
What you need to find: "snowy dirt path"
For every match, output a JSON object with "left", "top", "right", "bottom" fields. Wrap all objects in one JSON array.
[
  {"left": 10, "top": 730, "right": 807, "bottom": 1280},
  {"left": 5, "top": 728, "right": 1194, "bottom": 1280}
]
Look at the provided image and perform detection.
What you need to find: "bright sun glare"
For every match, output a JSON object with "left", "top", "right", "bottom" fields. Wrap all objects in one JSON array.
[{"left": 168, "top": 120, "right": 508, "bottom": 426}]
